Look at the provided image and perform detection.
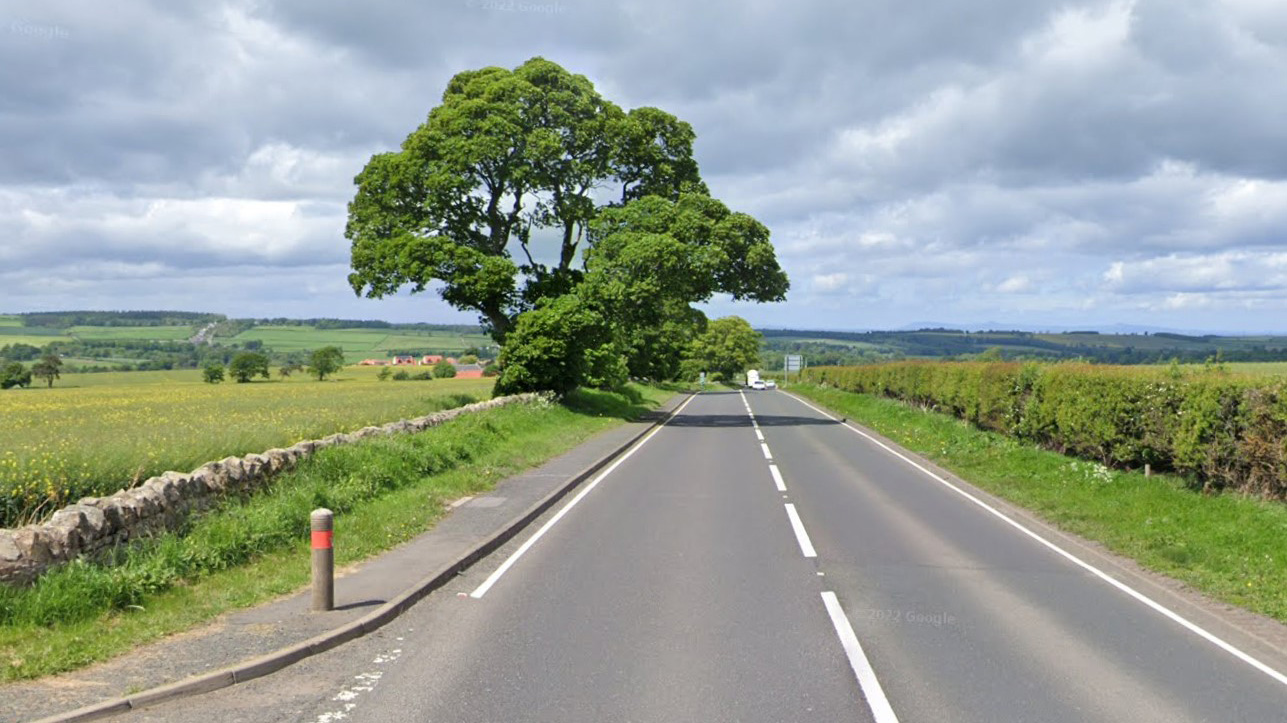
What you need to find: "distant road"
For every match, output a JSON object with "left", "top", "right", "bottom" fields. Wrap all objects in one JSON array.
[{"left": 131, "top": 389, "right": 1287, "bottom": 722}]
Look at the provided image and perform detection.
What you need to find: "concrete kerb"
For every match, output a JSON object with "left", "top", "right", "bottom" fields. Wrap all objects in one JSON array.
[{"left": 31, "top": 392, "right": 693, "bottom": 723}]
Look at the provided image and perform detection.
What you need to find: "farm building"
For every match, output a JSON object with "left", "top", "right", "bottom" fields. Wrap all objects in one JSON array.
[{"left": 454, "top": 363, "right": 485, "bottom": 379}]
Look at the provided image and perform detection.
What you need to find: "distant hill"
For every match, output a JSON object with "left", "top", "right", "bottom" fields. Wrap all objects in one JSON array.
[
  {"left": 0, "top": 311, "right": 490, "bottom": 372},
  {"left": 759, "top": 328, "right": 1287, "bottom": 366}
]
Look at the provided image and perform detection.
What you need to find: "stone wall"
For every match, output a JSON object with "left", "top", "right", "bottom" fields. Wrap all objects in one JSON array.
[{"left": 0, "top": 393, "right": 544, "bottom": 586}]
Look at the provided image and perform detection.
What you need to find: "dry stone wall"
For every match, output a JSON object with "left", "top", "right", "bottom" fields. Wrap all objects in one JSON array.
[{"left": 0, "top": 393, "right": 544, "bottom": 586}]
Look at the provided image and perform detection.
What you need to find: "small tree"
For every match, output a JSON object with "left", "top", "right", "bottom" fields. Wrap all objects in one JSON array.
[
  {"left": 1, "top": 361, "right": 32, "bottom": 389},
  {"left": 458, "top": 354, "right": 478, "bottom": 365},
  {"left": 203, "top": 363, "right": 225, "bottom": 384},
  {"left": 433, "top": 359, "right": 457, "bottom": 379},
  {"left": 31, "top": 354, "right": 62, "bottom": 388},
  {"left": 278, "top": 363, "right": 303, "bottom": 378},
  {"left": 229, "top": 352, "right": 270, "bottom": 383},
  {"left": 308, "top": 346, "right": 345, "bottom": 381},
  {"left": 377, "top": 366, "right": 393, "bottom": 381},
  {"left": 686, "top": 316, "right": 761, "bottom": 381}
]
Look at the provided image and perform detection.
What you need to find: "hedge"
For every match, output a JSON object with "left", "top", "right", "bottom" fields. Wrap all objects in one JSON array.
[{"left": 804, "top": 362, "right": 1287, "bottom": 498}]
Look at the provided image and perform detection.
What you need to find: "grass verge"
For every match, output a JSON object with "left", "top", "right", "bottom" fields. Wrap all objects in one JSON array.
[
  {"left": 788, "top": 383, "right": 1287, "bottom": 624},
  {"left": 0, "top": 385, "right": 671, "bottom": 681}
]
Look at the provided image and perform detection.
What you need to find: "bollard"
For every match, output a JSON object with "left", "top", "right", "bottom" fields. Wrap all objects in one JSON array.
[
  {"left": 1145, "top": 463, "right": 1152, "bottom": 478},
  {"left": 311, "top": 508, "right": 334, "bottom": 612}
]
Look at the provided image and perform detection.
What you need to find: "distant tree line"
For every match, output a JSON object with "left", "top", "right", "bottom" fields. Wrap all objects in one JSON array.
[
  {"left": 18, "top": 311, "right": 225, "bottom": 328},
  {"left": 759, "top": 329, "right": 1287, "bottom": 366},
  {"left": 0, "top": 339, "right": 313, "bottom": 373},
  {"left": 224, "top": 317, "right": 485, "bottom": 334}
]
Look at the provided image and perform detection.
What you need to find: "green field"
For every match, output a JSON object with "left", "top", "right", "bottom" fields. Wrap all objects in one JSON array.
[
  {"left": 231, "top": 326, "right": 493, "bottom": 362},
  {"left": 0, "top": 368, "right": 495, "bottom": 526},
  {"left": 64, "top": 325, "right": 195, "bottom": 341},
  {"left": 0, "top": 314, "right": 495, "bottom": 368},
  {"left": 0, "top": 326, "right": 74, "bottom": 346}
]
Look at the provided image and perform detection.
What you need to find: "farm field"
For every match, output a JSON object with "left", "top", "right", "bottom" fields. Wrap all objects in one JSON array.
[
  {"left": 229, "top": 325, "right": 493, "bottom": 362},
  {"left": 0, "top": 368, "right": 495, "bottom": 526},
  {"left": 0, "top": 326, "right": 74, "bottom": 347},
  {"left": 65, "top": 325, "right": 195, "bottom": 341},
  {"left": 1222, "top": 361, "right": 1287, "bottom": 377}
]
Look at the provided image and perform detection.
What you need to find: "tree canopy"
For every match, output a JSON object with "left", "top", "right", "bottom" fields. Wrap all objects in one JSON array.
[
  {"left": 686, "top": 316, "right": 763, "bottom": 381},
  {"left": 346, "top": 57, "right": 788, "bottom": 394},
  {"left": 229, "top": 352, "right": 270, "bottom": 383},
  {"left": 308, "top": 346, "right": 345, "bottom": 381},
  {"left": 31, "top": 354, "right": 62, "bottom": 388},
  {"left": 1, "top": 362, "right": 31, "bottom": 389}
]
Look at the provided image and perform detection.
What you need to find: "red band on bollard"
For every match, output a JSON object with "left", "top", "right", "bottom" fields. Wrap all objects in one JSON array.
[{"left": 311, "top": 530, "right": 333, "bottom": 549}]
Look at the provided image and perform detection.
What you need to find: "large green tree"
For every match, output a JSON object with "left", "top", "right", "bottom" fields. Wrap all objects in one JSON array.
[
  {"left": 347, "top": 57, "right": 788, "bottom": 393},
  {"left": 347, "top": 57, "right": 718, "bottom": 342}
]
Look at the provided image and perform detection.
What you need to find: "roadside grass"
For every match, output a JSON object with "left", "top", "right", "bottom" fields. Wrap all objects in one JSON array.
[
  {"left": 0, "top": 374, "right": 495, "bottom": 526},
  {"left": 0, "top": 384, "right": 673, "bottom": 680},
  {"left": 788, "top": 383, "right": 1287, "bottom": 624}
]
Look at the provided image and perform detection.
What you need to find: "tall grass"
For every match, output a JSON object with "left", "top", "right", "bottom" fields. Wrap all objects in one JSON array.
[{"left": 0, "top": 371, "right": 494, "bottom": 526}]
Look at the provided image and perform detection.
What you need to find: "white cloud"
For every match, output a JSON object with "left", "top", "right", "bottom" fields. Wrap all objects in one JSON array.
[
  {"left": 812, "top": 273, "right": 851, "bottom": 294},
  {"left": 996, "top": 275, "right": 1034, "bottom": 293}
]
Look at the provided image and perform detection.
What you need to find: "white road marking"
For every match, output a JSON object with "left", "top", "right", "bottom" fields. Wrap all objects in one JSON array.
[
  {"left": 784, "top": 503, "right": 817, "bottom": 558},
  {"left": 469, "top": 394, "right": 699, "bottom": 598},
  {"left": 755, "top": 429, "right": 765, "bottom": 441},
  {"left": 787, "top": 392, "right": 1287, "bottom": 689},
  {"left": 769, "top": 464, "right": 787, "bottom": 492},
  {"left": 760, "top": 442, "right": 773, "bottom": 460},
  {"left": 312, "top": 648, "right": 403, "bottom": 723},
  {"left": 821, "top": 592, "right": 900, "bottom": 723}
]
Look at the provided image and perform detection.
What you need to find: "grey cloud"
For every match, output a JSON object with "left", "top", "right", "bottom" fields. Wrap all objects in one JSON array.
[{"left": 4, "top": 0, "right": 1287, "bottom": 331}]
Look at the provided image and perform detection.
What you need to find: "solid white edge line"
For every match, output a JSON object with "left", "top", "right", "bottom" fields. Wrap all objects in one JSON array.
[
  {"left": 783, "top": 503, "right": 817, "bottom": 558},
  {"left": 469, "top": 393, "right": 699, "bottom": 599},
  {"left": 769, "top": 464, "right": 787, "bottom": 492},
  {"left": 760, "top": 442, "right": 773, "bottom": 460},
  {"left": 787, "top": 391, "right": 1287, "bottom": 689},
  {"left": 821, "top": 591, "right": 900, "bottom": 723}
]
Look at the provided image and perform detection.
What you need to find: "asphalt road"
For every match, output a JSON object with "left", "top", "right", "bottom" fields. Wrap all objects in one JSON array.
[{"left": 126, "top": 389, "right": 1287, "bottom": 722}]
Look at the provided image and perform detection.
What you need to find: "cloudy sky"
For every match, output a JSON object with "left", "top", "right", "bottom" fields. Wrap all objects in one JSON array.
[{"left": 3, "top": 0, "right": 1287, "bottom": 332}]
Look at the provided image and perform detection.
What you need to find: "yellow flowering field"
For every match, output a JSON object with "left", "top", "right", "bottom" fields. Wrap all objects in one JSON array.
[{"left": 0, "top": 368, "right": 494, "bottom": 526}]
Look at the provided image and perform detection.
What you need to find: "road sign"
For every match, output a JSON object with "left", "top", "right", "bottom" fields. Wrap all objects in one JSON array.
[{"left": 785, "top": 354, "right": 803, "bottom": 372}]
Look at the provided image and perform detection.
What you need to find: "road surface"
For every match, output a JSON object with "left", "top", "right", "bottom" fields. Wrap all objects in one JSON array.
[{"left": 125, "top": 389, "right": 1287, "bottom": 722}]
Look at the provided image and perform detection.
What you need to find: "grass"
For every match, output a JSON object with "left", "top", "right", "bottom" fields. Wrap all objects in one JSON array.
[
  {"left": 788, "top": 383, "right": 1287, "bottom": 624},
  {"left": 0, "top": 369, "right": 495, "bottom": 526},
  {"left": 230, "top": 326, "right": 493, "bottom": 363},
  {"left": 63, "top": 326, "right": 196, "bottom": 341},
  {"left": 0, "top": 384, "right": 671, "bottom": 680}
]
